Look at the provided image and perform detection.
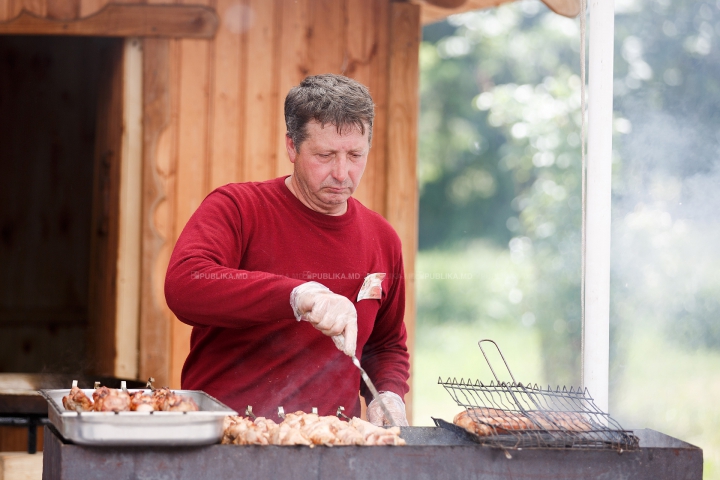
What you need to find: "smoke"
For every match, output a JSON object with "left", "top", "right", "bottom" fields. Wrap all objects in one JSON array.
[{"left": 611, "top": 109, "right": 720, "bottom": 349}]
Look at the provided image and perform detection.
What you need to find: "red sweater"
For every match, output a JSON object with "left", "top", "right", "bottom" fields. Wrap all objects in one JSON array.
[{"left": 164, "top": 176, "right": 410, "bottom": 419}]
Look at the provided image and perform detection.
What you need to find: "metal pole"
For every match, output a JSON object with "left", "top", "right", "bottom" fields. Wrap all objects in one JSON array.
[{"left": 583, "top": 0, "right": 614, "bottom": 414}]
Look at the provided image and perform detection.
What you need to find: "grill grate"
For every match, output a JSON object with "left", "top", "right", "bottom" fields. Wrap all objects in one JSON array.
[{"left": 438, "top": 339, "right": 639, "bottom": 451}]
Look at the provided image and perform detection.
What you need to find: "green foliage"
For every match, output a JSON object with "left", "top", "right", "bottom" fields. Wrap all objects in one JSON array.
[
  {"left": 418, "top": 0, "right": 720, "bottom": 387},
  {"left": 419, "top": 3, "right": 588, "bottom": 384}
]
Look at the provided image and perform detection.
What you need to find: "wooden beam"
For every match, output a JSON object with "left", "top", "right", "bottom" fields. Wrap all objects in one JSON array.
[
  {"left": 274, "top": 0, "right": 311, "bottom": 179},
  {"left": 139, "top": 39, "right": 173, "bottom": 387},
  {"left": 170, "top": 36, "right": 212, "bottom": 389},
  {"left": 241, "top": 0, "right": 280, "bottom": 182},
  {"left": 423, "top": 0, "right": 465, "bottom": 8},
  {"left": 0, "top": 3, "right": 219, "bottom": 37},
  {"left": 415, "top": 0, "right": 579, "bottom": 24},
  {"left": 542, "top": 0, "right": 580, "bottom": 18},
  {"left": 386, "top": 0, "right": 420, "bottom": 425},
  {"left": 208, "top": 0, "right": 243, "bottom": 187},
  {"left": 114, "top": 37, "right": 143, "bottom": 379},
  {"left": 87, "top": 40, "right": 124, "bottom": 377}
]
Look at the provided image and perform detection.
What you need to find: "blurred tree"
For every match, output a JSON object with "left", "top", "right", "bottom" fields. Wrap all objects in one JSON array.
[{"left": 418, "top": 0, "right": 720, "bottom": 385}]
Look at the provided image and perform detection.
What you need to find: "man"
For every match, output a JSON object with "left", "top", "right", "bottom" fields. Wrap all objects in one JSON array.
[{"left": 165, "top": 74, "right": 409, "bottom": 426}]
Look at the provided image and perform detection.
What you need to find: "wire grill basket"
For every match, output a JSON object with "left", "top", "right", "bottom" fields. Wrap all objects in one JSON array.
[{"left": 437, "top": 339, "right": 639, "bottom": 451}]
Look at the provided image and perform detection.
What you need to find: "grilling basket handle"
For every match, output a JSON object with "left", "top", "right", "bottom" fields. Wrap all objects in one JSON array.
[{"left": 477, "top": 339, "right": 519, "bottom": 386}]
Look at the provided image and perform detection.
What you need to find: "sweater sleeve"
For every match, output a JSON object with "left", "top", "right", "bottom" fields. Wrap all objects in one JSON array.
[
  {"left": 359, "top": 249, "right": 410, "bottom": 405},
  {"left": 164, "top": 189, "right": 305, "bottom": 329}
]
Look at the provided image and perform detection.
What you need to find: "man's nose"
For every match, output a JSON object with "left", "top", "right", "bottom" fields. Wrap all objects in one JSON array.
[{"left": 332, "top": 155, "right": 349, "bottom": 182}]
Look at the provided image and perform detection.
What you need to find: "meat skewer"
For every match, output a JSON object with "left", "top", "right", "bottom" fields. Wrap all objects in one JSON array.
[
  {"left": 92, "top": 386, "right": 131, "bottom": 412},
  {"left": 62, "top": 383, "right": 93, "bottom": 412},
  {"left": 61, "top": 382, "right": 199, "bottom": 413},
  {"left": 221, "top": 411, "right": 405, "bottom": 447}
]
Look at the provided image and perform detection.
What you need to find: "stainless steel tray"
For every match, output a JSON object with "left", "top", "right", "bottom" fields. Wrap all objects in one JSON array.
[{"left": 40, "top": 389, "right": 237, "bottom": 446}]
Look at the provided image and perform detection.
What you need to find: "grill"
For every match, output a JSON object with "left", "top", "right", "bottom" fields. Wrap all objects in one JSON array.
[{"left": 436, "top": 339, "right": 639, "bottom": 452}]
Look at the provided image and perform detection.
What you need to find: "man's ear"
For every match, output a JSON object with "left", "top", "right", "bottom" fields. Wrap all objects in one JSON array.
[{"left": 286, "top": 135, "right": 298, "bottom": 164}]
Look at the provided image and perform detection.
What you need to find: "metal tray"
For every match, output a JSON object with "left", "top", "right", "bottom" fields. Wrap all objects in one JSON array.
[{"left": 40, "top": 388, "right": 237, "bottom": 446}]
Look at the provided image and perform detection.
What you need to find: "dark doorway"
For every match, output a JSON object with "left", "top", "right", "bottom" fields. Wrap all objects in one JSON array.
[{"left": 0, "top": 36, "right": 122, "bottom": 374}]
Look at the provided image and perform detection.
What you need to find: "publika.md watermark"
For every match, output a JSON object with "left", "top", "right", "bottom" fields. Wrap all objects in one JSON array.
[
  {"left": 415, "top": 272, "right": 474, "bottom": 280},
  {"left": 191, "top": 271, "right": 249, "bottom": 280}
]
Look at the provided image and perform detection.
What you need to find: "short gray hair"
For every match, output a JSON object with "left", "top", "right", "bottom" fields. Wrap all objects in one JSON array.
[{"left": 284, "top": 74, "right": 375, "bottom": 151}]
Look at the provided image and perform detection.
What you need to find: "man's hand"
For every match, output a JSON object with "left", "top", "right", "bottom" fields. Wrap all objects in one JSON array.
[
  {"left": 290, "top": 282, "right": 358, "bottom": 356},
  {"left": 367, "top": 391, "right": 409, "bottom": 427}
]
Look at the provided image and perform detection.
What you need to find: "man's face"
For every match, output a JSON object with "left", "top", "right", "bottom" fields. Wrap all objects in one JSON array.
[{"left": 286, "top": 120, "right": 369, "bottom": 216}]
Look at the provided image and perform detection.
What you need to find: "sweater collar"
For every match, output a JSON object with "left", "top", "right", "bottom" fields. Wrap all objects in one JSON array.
[{"left": 274, "top": 176, "right": 357, "bottom": 229}]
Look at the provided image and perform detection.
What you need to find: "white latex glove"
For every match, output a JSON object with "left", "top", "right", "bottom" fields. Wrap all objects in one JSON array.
[
  {"left": 367, "top": 391, "right": 409, "bottom": 427},
  {"left": 290, "top": 282, "right": 358, "bottom": 356}
]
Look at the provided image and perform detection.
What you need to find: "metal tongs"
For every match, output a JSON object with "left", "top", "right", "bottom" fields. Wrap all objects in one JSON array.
[{"left": 334, "top": 334, "right": 396, "bottom": 427}]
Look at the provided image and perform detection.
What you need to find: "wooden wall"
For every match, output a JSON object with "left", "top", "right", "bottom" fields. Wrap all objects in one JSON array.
[
  {"left": 0, "top": 0, "right": 420, "bottom": 415},
  {"left": 136, "top": 0, "right": 421, "bottom": 398}
]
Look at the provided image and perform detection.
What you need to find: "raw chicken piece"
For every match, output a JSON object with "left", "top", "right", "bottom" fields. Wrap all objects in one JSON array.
[
  {"left": 222, "top": 416, "right": 252, "bottom": 444},
  {"left": 303, "top": 419, "right": 336, "bottom": 445},
  {"left": 222, "top": 416, "right": 281, "bottom": 445},
  {"left": 333, "top": 423, "right": 365, "bottom": 445},
  {"left": 92, "top": 387, "right": 131, "bottom": 412},
  {"left": 272, "top": 421, "right": 312, "bottom": 446},
  {"left": 349, "top": 417, "right": 406, "bottom": 446},
  {"left": 62, "top": 386, "right": 93, "bottom": 412}
]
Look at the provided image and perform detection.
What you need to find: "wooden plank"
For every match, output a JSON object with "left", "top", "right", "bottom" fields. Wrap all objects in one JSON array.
[
  {"left": 0, "top": 427, "right": 43, "bottom": 453},
  {"left": 139, "top": 38, "right": 173, "bottom": 387},
  {"left": 386, "top": 0, "right": 420, "bottom": 424},
  {"left": 341, "top": 0, "right": 390, "bottom": 216},
  {"left": 342, "top": 0, "right": 374, "bottom": 210},
  {"left": 2, "top": 0, "right": 25, "bottom": 18},
  {"left": 162, "top": 39, "right": 183, "bottom": 388},
  {"left": 367, "top": 0, "right": 390, "bottom": 218},
  {"left": 18, "top": 0, "right": 45, "bottom": 17},
  {"left": 46, "top": 0, "right": 79, "bottom": 20},
  {"left": 273, "top": 0, "right": 310, "bottom": 178},
  {"left": 0, "top": 4, "right": 219, "bottom": 38},
  {"left": 415, "top": 0, "right": 579, "bottom": 24},
  {"left": 307, "top": 0, "right": 344, "bottom": 75},
  {"left": 87, "top": 39, "right": 125, "bottom": 377},
  {"left": 207, "top": 0, "right": 242, "bottom": 188},
  {"left": 113, "top": 37, "right": 143, "bottom": 379},
  {"left": 79, "top": 0, "right": 105, "bottom": 19},
  {"left": 170, "top": 36, "right": 211, "bottom": 389},
  {"left": 0, "top": 452, "right": 44, "bottom": 477},
  {"left": 240, "top": 0, "right": 279, "bottom": 182}
]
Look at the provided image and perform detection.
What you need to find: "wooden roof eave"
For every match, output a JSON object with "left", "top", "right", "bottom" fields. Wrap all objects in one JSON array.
[{"left": 414, "top": 0, "right": 580, "bottom": 24}]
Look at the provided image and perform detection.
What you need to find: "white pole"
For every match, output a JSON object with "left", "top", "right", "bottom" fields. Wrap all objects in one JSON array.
[{"left": 583, "top": 0, "right": 614, "bottom": 414}]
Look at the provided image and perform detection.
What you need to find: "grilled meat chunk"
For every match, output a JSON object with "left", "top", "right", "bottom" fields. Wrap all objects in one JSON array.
[
  {"left": 454, "top": 407, "right": 593, "bottom": 436},
  {"left": 92, "top": 386, "right": 131, "bottom": 412},
  {"left": 129, "top": 391, "right": 155, "bottom": 412},
  {"left": 62, "top": 386, "right": 93, "bottom": 412}
]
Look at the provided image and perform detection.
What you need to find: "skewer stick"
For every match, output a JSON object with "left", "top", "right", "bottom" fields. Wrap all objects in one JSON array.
[
  {"left": 336, "top": 406, "right": 350, "bottom": 421},
  {"left": 245, "top": 406, "right": 256, "bottom": 420}
]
